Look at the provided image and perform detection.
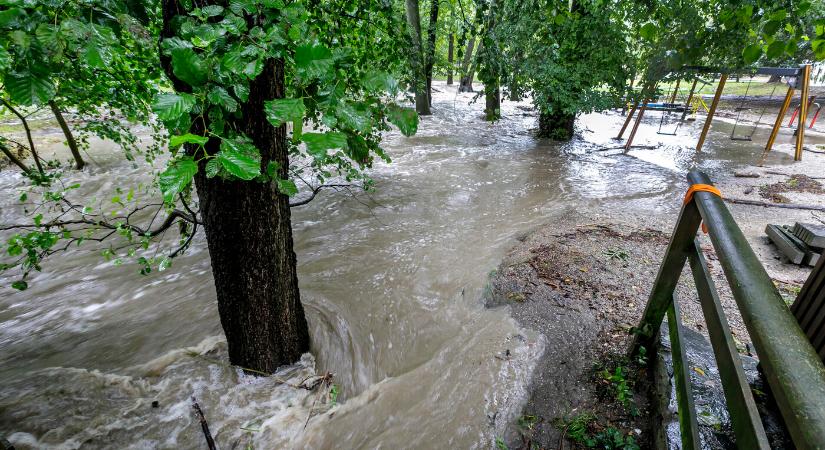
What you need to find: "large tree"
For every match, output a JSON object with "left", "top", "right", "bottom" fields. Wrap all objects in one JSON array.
[{"left": 1, "top": 0, "right": 418, "bottom": 373}]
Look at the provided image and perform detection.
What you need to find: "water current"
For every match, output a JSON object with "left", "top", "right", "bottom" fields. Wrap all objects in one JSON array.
[{"left": 0, "top": 81, "right": 803, "bottom": 448}]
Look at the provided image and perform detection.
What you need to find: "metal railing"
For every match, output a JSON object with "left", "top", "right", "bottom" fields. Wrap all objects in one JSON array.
[{"left": 631, "top": 170, "right": 825, "bottom": 449}]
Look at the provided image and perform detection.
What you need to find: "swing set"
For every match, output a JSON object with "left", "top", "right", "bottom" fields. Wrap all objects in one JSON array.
[{"left": 616, "top": 65, "right": 813, "bottom": 162}]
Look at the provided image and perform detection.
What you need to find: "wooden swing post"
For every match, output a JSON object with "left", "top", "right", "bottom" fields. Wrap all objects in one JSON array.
[
  {"left": 669, "top": 79, "right": 682, "bottom": 104},
  {"left": 795, "top": 65, "right": 812, "bottom": 161},
  {"left": 760, "top": 86, "right": 796, "bottom": 165},
  {"left": 625, "top": 98, "right": 649, "bottom": 151},
  {"left": 696, "top": 74, "right": 727, "bottom": 152},
  {"left": 617, "top": 101, "right": 639, "bottom": 139}
]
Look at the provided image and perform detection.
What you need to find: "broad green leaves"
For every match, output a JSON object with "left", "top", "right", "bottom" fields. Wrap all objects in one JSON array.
[
  {"left": 4, "top": 71, "right": 55, "bottom": 105},
  {"left": 171, "top": 48, "right": 208, "bottom": 86},
  {"left": 742, "top": 44, "right": 763, "bottom": 65},
  {"left": 295, "top": 44, "right": 333, "bottom": 78},
  {"left": 302, "top": 132, "right": 348, "bottom": 158},
  {"left": 217, "top": 139, "right": 261, "bottom": 180},
  {"left": 387, "top": 105, "right": 419, "bottom": 136},
  {"left": 153, "top": 93, "right": 197, "bottom": 122},
  {"left": 639, "top": 23, "right": 657, "bottom": 41},
  {"left": 264, "top": 98, "right": 306, "bottom": 127},
  {"left": 169, "top": 133, "right": 209, "bottom": 148},
  {"left": 159, "top": 157, "right": 198, "bottom": 202}
]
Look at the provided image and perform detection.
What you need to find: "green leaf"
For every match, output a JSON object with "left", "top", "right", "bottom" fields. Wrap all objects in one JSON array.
[
  {"left": 11, "top": 280, "right": 27, "bottom": 291},
  {"left": 763, "top": 20, "right": 781, "bottom": 37},
  {"left": 387, "top": 105, "right": 419, "bottom": 136},
  {"left": 363, "top": 71, "right": 391, "bottom": 92},
  {"left": 205, "top": 158, "right": 221, "bottom": 178},
  {"left": 158, "top": 257, "right": 172, "bottom": 271},
  {"left": 201, "top": 5, "right": 224, "bottom": 17},
  {"left": 639, "top": 23, "right": 656, "bottom": 40},
  {"left": 264, "top": 98, "right": 305, "bottom": 127},
  {"left": 234, "top": 84, "right": 249, "bottom": 102},
  {"left": 5, "top": 71, "right": 55, "bottom": 105},
  {"left": 337, "top": 102, "right": 371, "bottom": 132},
  {"left": 207, "top": 86, "right": 238, "bottom": 112},
  {"left": 170, "top": 133, "right": 209, "bottom": 148},
  {"left": 152, "top": 93, "right": 196, "bottom": 122},
  {"left": 302, "top": 132, "right": 348, "bottom": 158},
  {"left": 84, "top": 39, "right": 106, "bottom": 69},
  {"left": 217, "top": 139, "right": 261, "bottom": 180},
  {"left": 276, "top": 178, "right": 298, "bottom": 196},
  {"left": 0, "top": 45, "right": 9, "bottom": 71},
  {"left": 158, "top": 157, "right": 198, "bottom": 202},
  {"left": 295, "top": 44, "right": 333, "bottom": 77},
  {"left": 171, "top": 48, "right": 208, "bottom": 86},
  {"left": 766, "top": 40, "right": 785, "bottom": 60},
  {"left": 742, "top": 44, "right": 763, "bottom": 64},
  {"left": 0, "top": 8, "right": 26, "bottom": 28}
]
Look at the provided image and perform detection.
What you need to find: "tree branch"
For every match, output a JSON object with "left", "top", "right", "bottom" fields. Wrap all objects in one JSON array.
[{"left": 289, "top": 183, "right": 355, "bottom": 207}]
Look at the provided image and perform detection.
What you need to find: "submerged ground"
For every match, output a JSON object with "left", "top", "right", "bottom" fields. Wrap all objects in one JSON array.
[{"left": 1, "top": 80, "right": 823, "bottom": 448}]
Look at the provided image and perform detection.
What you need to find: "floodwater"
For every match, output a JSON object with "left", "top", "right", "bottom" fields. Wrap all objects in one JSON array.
[{"left": 0, "top": 81, "right": 807, "bottom": 449}]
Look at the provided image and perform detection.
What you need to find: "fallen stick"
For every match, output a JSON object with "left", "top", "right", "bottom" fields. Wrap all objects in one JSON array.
[
  {"left": 723, "top": 197, "right": 825, "bottom": 212},
  {"left": 763, "top": 170, "right": 825, "bottom": 180},
  {"left": 192, "top": 397, "right": 217, "bottom": 450},
  {"left": 733, "top": 172, "right": 760, "bottom": 178}
]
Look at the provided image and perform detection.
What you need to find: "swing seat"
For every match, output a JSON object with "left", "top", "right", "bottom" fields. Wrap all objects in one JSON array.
[{"left": 730, "top": 136, "right": 753, "bottom": 141}]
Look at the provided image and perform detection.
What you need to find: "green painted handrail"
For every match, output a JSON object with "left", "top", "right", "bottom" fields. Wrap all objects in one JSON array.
[
  {"left": 686, "top": 170, "right": 825, "bottom": 448},
  {"left": 633, "top": 170, "right": 825, "bottom": 449}
]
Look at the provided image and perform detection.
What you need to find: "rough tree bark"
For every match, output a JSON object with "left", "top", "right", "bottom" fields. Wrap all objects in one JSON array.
[
  {"left": 162, "top": 0, "right": 310, "bottom": 373},
  {"left": 538, "top": 110, "right": 575, "bottom": 140},
  {"left": 458, "top": 36, "right": 476, "bottom": 93},
  {"left": 49, "top": 101, "right": 85, "bottom": 170},
  {"left": 485, "top": 84, "right": 500, "bottom": 121},
  {"left": 424, "top": 0, "right": 439, "bottom": 107},
  {"left": 404, "top": 0, "right": 432, "bottom": 115},
  {"left": 446, "top": 32, "right": 454, "bottom": 85}
]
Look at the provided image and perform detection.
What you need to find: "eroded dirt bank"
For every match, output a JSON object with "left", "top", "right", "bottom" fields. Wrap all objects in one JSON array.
[{"left": 489, "top": 150, "right": 825, "bottom": 448}]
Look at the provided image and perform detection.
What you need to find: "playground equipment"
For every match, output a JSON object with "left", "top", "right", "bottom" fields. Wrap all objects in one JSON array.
[{"left": 616, "top": 65, "right": 813, "bottom": 162}]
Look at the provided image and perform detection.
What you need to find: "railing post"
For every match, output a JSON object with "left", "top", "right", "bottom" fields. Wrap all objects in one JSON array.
[
  {"left": 687, "top": 170, "right": 825, "bottom": 448},
  {"left": 688, "top": 239, "right": 769, "bottom": 449},
  {"left": 630, "top": 196, "right": 702, "bottom": 354}
]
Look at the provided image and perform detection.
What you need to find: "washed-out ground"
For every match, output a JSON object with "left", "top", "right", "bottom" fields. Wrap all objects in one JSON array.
[{"left": 488, "top": 141, "right": 825, "bottom": 448}]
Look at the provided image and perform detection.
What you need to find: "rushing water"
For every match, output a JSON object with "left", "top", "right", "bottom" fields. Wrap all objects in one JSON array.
[{"left": 0, "top": 82, "right": 806, "bottom": 449}]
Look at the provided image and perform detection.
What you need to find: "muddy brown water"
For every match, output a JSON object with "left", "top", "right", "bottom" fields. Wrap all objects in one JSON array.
[{"left": 0, "top": 81, "right": 808, "bottom": 448}]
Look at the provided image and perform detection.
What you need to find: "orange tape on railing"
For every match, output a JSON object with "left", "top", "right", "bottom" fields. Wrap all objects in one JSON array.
[{"left": 683, "top": 184, "right": 722, "bottom": 233}]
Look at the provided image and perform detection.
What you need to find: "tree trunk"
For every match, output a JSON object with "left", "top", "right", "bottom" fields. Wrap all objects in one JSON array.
[
  {"left": 1, "top": 99, "right": 45, "bottom": 176},
  {"left": 424, "top": 0, "right": 439, "bottom": 107},
  {"left": 458, "top": 36, "right": 476, "bottom": 93},
  {"left": 538, "top": 110, "right": 575, "bottom": 140},
  {"left": 162, "top": 0, "right": 310, "bottom": 374},
  {"left": 49, "top": 101, "right": 85, "bottom": 170},
  {"left": 0, "top": 140, "right": 32, "bottom": 174},
  {"left": 446, "top": 33, "right": 454, "bottom": 85},
  {"left": 485, "top": 84, "right": 500, "bottom": 121},
  {"left": 404, "top": 0, "right": 431, "bottom": 115}
]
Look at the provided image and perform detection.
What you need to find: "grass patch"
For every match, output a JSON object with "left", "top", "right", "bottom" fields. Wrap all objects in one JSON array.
[{"left": 556, "top": 413, "right": 640, "bottom": 450}]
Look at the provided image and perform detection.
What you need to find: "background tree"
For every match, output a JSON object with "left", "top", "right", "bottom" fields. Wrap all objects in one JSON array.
[{"left": 500, "top": 0, "right": 629, "bottom": 139}]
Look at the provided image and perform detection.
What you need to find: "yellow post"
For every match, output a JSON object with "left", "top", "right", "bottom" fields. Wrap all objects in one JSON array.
[
  {"left": 795, "top": 65, "right": 812, "bottom": 161},
  {"left": 625, "top": 99, "right": 649, "bottom": 151},
  {"left": 669, "top": 79, "right": 681, "bottom": 104},
  {"left": 617, "top": 101, "right": 638, "bottom": 139},
  {"left": 681, "top": 78, "right": 699, "bottom": 121},
  {"left": 696, "top": 74, "right": 727, "bottom": 153},
  {"left": 760, "top": 86, "right": 796, "bottom": 165}
]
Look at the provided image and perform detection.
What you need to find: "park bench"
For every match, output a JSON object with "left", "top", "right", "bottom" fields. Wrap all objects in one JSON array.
[{"left": 632, "top": 170, "right": 825, "bottom": 450}]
